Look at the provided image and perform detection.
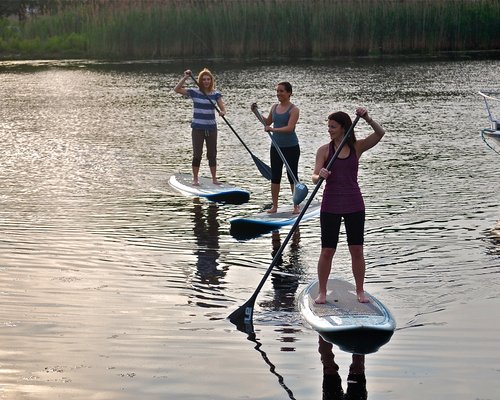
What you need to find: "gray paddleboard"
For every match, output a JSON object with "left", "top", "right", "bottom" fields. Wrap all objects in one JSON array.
[{"left": 298, "top": 278, "right": 395, "bottom": 354}]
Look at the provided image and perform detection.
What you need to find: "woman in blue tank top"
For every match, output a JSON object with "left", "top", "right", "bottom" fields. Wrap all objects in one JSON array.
[
  {"left": 311, "top": 107, "right": 385, "bottom": 304},
  {"left": 258, "top": 82, "right": 301, "bottom": 214}
]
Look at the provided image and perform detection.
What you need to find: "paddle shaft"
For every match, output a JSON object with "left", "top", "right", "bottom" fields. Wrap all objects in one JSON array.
[
  {"left": 231, "top": 115, "right": 361, "bottom": 325},
  {"left": 188, "top": 74, "right": 272, "bottom": 180},
  {"left": 252, "top": 105, "right": 300, "bottom": 186}
]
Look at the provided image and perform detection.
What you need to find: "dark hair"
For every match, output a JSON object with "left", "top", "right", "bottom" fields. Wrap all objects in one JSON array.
[
  {"left": 278, "top": 81, "right": 293, "bottom": 94},
  {"left": 328, "top": 111, "right": 357, "bottom": 145}
]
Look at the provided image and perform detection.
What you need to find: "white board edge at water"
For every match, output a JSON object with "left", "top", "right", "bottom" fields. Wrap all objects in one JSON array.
[
  {"left": 298, "top": 278, "right": 395, "bottom": 354},
  {"left": 229, "top": 200, "right": 321, "bottom": 232},
  {"left": 168, "top": 173, "right": 250, "bottom": 204}
]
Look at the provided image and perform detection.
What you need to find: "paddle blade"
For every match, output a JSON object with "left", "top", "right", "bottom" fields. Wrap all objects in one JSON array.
[
  {"left": 293, "top": 183, "right": 308, "bottom": 205},
  {"left": 253, "top": 155, "right": 272, "bottom": 180},
  {"left": 228, "top": 298, "right": 255, "bottom": 332}
]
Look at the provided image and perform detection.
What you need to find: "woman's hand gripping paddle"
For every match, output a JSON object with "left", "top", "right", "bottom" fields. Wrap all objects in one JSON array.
[
  {"left": 251, "top": 103, "right": 308, "bottom": 205},
  {"left": 188, "top": 74, "right": 272, "bottom": 181},
  {"left": 228, "top": 115, "right": 361, "bottom": 332}
]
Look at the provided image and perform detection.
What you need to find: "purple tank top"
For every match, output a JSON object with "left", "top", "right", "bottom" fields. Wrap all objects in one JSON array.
[{"left": 321, "top": 142, "right": 365, "bottom": 214}]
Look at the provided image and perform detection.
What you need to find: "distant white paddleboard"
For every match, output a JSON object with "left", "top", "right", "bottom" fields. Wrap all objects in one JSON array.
[
  {"left": 168, "top": 173, "right": 250, "bottom": 204},
  {"left": 229, "top": 200, "right": 321, "bottom": 236},
  {"left": 298, "top": 278, "right": 395, "bottom": 354}
]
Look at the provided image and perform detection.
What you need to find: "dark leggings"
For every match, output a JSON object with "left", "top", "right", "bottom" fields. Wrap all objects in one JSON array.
[
  {"left": 320, "top": 210, "right": 365, "bottom": 249},
  {"left": 270, "top": 144, "right": 300, "bottom": 184},
  {"left": 192, "top": 128, "right": 217, "bottom": 167}
]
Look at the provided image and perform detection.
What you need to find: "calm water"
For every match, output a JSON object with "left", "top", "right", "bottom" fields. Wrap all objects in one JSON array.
[{"left": 0, "top": 57, "right": 499, "bottom": 400}]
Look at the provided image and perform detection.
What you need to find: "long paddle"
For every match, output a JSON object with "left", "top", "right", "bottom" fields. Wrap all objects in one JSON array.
[
  {"left": 188, "top": 73, "right": 272, "bottom": 180},
  {"left": 228, "top": 115, "right": 361, "bottom": 330},
  {"left": 251, "top": 103, "right": 308, "bottom": 205}
]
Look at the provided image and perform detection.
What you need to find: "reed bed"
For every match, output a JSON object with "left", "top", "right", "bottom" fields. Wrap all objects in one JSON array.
[{"left": 1, "top": 0, "right": 499, "bottom": 59}]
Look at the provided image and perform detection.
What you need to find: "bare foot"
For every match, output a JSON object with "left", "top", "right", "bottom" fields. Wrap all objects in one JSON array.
[
  {"left": 314, "top": 293, "right": 326, "bottom": 304},
  {"left": 192, "top": 180, "right": 200, "bottom": 186},
  {"left": 292, "top": 205, "right": 300, "bottom": 214},
  {"left": 267, "top": 207, "right": 278, "bottom": 214},
  {"left": 357, "top": 291, "right": 370, "bottom": 303},
  {"left": 212, "top": 179, "right": 221, "bottom": 185}
]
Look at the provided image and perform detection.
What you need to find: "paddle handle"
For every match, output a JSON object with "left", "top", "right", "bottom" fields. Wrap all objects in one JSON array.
[{"left": 251, "top": 103, "right": 266, "bottom": 125}]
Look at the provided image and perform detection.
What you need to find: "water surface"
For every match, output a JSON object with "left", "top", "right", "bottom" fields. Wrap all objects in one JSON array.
[{"left": 0, "top": 57, "right": 499, "bottom": 399}]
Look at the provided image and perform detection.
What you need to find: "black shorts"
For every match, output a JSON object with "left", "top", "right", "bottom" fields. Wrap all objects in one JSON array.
[
  {"left": 320, "top": 210, "right": 365, "bottom": 249},
  {"left": 270, "top": 144, "right": 300, "bottom": 185}
]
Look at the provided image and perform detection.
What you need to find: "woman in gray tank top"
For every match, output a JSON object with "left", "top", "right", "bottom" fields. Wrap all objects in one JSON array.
[{"left": 258, "top": 82, "right": 301, "bottom": 214}]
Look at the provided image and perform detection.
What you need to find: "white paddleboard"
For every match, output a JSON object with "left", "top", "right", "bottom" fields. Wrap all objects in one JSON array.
[
  {"left": 229, "top": 200, "right": 321, "bottom": 235},
  {"left": 482, "top": 128, "right": 500, "bottom": 143},
  {"left": 298, "top": 278, "right": 395, "bottom": 354},
  {"left": 168, "top": 173, "right": 250, "bottom": 204}
]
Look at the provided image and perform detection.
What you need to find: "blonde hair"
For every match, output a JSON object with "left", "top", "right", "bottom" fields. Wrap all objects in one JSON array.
[{"left": 197, "top": 68, "right": 215, "bottom": 93}]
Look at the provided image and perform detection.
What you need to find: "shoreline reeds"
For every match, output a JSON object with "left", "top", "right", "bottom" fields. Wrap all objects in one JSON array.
[{"left": 0, "top": 0, "right": 499, "bottom": 60}]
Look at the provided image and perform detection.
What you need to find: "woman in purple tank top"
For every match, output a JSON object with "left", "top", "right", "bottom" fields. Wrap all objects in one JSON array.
[{"left": 311, "top": 107, "right": 385, "bottom": 304}]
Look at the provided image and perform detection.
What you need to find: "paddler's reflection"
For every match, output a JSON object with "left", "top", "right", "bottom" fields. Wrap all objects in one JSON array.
[
  {"left": 318, "top": 335, "right": 367, "bottom": 400},
  {"left": 191, "top": 199, "right": 223, "bottom": 284},
  {"left": 271, "top": 229, "right": 301, "bottom": 264},
  {"left": 263, "top": 229, "right": 302, "bottom": 311}
]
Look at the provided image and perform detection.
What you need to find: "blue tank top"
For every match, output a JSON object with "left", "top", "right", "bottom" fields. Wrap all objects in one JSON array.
[
  {"left": 271, "top": 104, "right": 299, "bottom": 148},
  {"left": 321, "top": 142, "right": 365, "bottom": 214}
]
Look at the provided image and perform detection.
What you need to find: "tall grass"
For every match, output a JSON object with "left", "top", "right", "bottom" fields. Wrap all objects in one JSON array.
[{"left": 1, "top": 0, "right": 499, "bottom": 59}]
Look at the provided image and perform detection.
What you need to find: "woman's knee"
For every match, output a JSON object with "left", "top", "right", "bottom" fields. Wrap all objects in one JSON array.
[
  {"left": 348, "top": 245, "right": 364, "bottom": 260},
  {"left": 320, "top": 248, "right": 335, "bottom": 261}
]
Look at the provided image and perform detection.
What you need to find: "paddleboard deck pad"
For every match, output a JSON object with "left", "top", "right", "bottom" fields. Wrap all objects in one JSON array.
[
  {"left": 298, "top": 278, "right": 395, "bottom": 354},
  {"left": 169, "top": 173, "right": 250, "bottom": 204},
  {"left": 229, "top": 200, "right": 321, "bottom": 236}
]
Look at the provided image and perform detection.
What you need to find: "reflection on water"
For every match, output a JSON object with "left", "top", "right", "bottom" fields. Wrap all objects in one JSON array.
[
  {"left": 192, "top": 199, "right": 222, "bottom": 284},
  {"left": 246, "top": 331, "right": 297, "bottom": 400},
  {"left": 319, "top": 336, "right": 367, "bottom": 400},
  {"left": 486, "top": 220, "right": 500, "bottom": 256},
  {"left": 261, "top": 230, "right": 303, "bottom": 312}
]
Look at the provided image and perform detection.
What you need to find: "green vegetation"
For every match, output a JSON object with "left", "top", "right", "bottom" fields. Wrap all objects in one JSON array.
[{"left": 0, "top": 0, "right": 499, "bottom": 60}]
